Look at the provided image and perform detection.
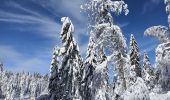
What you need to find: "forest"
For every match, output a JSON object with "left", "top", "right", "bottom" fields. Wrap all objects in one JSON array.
[{"left": 0, "top": 0, "right": 170, "bottom": 100}]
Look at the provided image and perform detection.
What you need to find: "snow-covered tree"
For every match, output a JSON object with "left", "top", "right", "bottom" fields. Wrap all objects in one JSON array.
[
  {"left": 143, "top": 52, "right": 153, "bottom": 75},
  {"left": 122, "top": 77, "right": 150, "bottom": 100},
  {"left": 113, "top": 52, "right": 130, "bottom": 99},
  {"left": 81, "top": 0, "right": 128, "bottom": 51},
  {"left": 81, "top": 38, "right": 97, "bottom": 100},
  {"left": 154, "top": 42, "right": 170, "bottom": 91},
  {"left": 61, "top": 17, "right": 83, "bottom": 100},
  {"left": 81, "top": 0, "right": 129, "bottom": 30},
  {"left": 81, "top": 40, "right": 110, "bottom": 100},
  {"left": 129, "top": 34, "right": 142, "bottom": 79},
  {"left": 0, "top": 62, "right": 3, "bottom": 72},
  {"left": 144, "top": 0, "right": 170, "bottom": 92},
  {"left": 92, "top": 47, "right": 109, "bottom": 100},
  {"left": 48, "top": 47, "right": 60, "bottom": 99},
  {"left": 49, "top": 17, "right": 83, "bottom": 100},
  {"left": 0, "top": 64, "right": 48, "bottom": 100},
  {"left": 142, "top": 52, "right": 154, "bottom": 90},
  {"left": 144, "top": 26, "right": 169, "bottom": 43},
  {"left": 30, "top": 76, "right": 40, "bottom": 99},
  {"left": 144, "top": 0, "right": 170, "bottom": 43},
  {"left": 0, "top": 62, "right": 4, "bottom": 98},
  {"left": 20, "top": 72, "right": 27, "bottom": 99},
  {"left": 81, "top": 0, "right": 129, "bottom": 99},
  {"left": 165, "top": 0, "right": 170, "bottom": 29},
  {"left": 5, "top": 84, "right": 14, "bottom": 100}
]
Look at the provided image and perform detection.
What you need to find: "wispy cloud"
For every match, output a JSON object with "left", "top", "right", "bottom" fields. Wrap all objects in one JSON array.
[
  {"left": 142, "top": 0, "right": 162, "bottom": 14},
  {"left": 31, "top": 0, "right": 86, "bottom": 23},
  {"left": 151, "top": 0, "right": 162, "bottom": 4},
  {"left": 140, "top": 44, "right": 157, "bottom": 55},
  {"left": 140, "top": 39, "right": 159, "bottom": 56},
  {"left": 117, "top": 22, "right": 129, "bottom": 28},
  {"left": 0, "top": 45, "right": 51, "bottom": 74},
  {"left": 0, "top": 0, "right": 88, "bottom": 74},
  {"left": 0, "top": 0, "right": 87, "bottom": 39},
  {"left": 79, "top": 42, "right": 88, "bottom": 58},
  {"left": 0, "top": 9, "right": 60, "bottom": 39}
]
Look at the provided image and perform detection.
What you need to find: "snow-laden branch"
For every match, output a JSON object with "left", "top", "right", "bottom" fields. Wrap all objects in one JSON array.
[
  {"left": 93, "top": 23, "right": 126, "bottom": 52},
  {"left": 81, "top": 0, "right": 129, "bottom": 15},
  {"left": 144, "top": 25, "right": 169, "bottom": 43},
  {"left": 108, "top": 0, "right": 129, "bottom": 15}
]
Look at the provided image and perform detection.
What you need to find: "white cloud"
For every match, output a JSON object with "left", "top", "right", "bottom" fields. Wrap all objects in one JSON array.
[
  {"left": 11, "top": 58, "right": 50, "bottom": 74},
  {"left": 140, "top": 39, "right": 158, "bottom": 56},
  {"left": 79, "top": 42, "right": 88, "bottom": 58},
  {"left": 117, "top": 22, "right": 129, "bottom": 28},
  {"left": 0, "top": 0, "right": 88, "bottom": 74},
  {"left": 0, "top": 0, "right": 87, "bottom": 39},
  {"left": 0, "top": 0, "right": 88, "bottom": 44},
  {"left": 140, "top": 39, "right": 158, "bottom": 48},
  {"left": 0, "top": 9, "right": 61, "bottom": 39},
  {"left": 0, "top": 45, "right": 51, "bottom": 74},
  {"left": 0, "top": 45, "right": 22, "bottom": 62},
  {"left": 31, "top": 0, "right": 86, "bottom": 23},
  {"left": 151, "top": 0, "right": 161, "bottom": 4},
  {"left": 142, "top": 0, "right": 162, "bottom": 14},
  {"left": 141, "top": 44, "right": 157, "bottom": 55}
]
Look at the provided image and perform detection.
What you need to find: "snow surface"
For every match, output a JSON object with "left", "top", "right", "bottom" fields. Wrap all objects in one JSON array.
[
  {"left": 150, "top": 92, "right": 170, "bottom": 100},
  {"left": 122, "top": 78, "right": 150, "bottom": 100}
]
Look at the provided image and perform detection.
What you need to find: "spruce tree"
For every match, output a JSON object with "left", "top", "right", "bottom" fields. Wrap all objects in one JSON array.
[
  {"left": 49, "top": 17, "right": 83, "bottom": 100},
  {"left": 0, "top": 62, "right": 3, "bottom": 72},
  {"left": 81, "top": 38, "right": 97, "bottom": 100},
  {"left": 142, "top": 52, "right": 154, "bottom": 90},
  {"left": 130, "top": 34, "right": 142, "bottom": 78},
  {"left": 48, "top": 47, "right": 60, "bottom": 99},
  {"left": 92, "top": 47, "right": 108, "bottom": 100},
  {"left": 143, "top": 52, "right": 153, "bottom": 78},
  {"left": 114, "top": 52, "right": 127, "bottom": 98}
]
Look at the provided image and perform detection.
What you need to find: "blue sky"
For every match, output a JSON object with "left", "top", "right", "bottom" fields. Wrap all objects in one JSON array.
[{"left": 0, "top": 0, "right": 167, "bottom": 75}]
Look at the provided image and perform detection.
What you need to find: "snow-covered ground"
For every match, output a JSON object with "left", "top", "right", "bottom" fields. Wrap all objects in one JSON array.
[{"left": 150, "top": 91, "right": 170, "bottom": 100}]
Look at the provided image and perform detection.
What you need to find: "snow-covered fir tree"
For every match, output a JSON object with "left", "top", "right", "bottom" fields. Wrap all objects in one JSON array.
[
  {"left": 121, "top": 52, "right": 150, "bottom": 100},
  {"left": 142, "top": 52, "right": 154, "bottom": 90},
  {"left": 129, "top": 34, "right": 142, "bottom": 79},
  {"left": 81, "top": 38, "right": 97, "bottom": 100},
  {"left": 154, "top": 42, "right": 170, "bottom": 92},
  {"left": 92, "top": 47, "right": 109, "bottom": 100},
  {"left": 20, "top": 72, "right": 28, "bottom": 99},
  {"left": 122, "top": 77, "right": 150, "bottom": 100},
  {"left": 143, "top": 52, "right": 153, "bottom": 76},
  {"left": 113, "top": 52, "right": 130, "bottom": 99},
  {"left": 0, "top": 62, "right": 4, "bottom": 97},
  {"left": 30, "top": 75, "right": 39, "bottom": 99},
  {"left": 48, "top": 47, "right": 60, "bottom": 99},
  {"left": 0, "top": 62, "right": 3, "bottom": 72},
  {"left": 60, "top": 17, "right": 82, "bottom": 100},
  {"left": 49, "top": 17, "right": 83, "bottom": 100}
]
